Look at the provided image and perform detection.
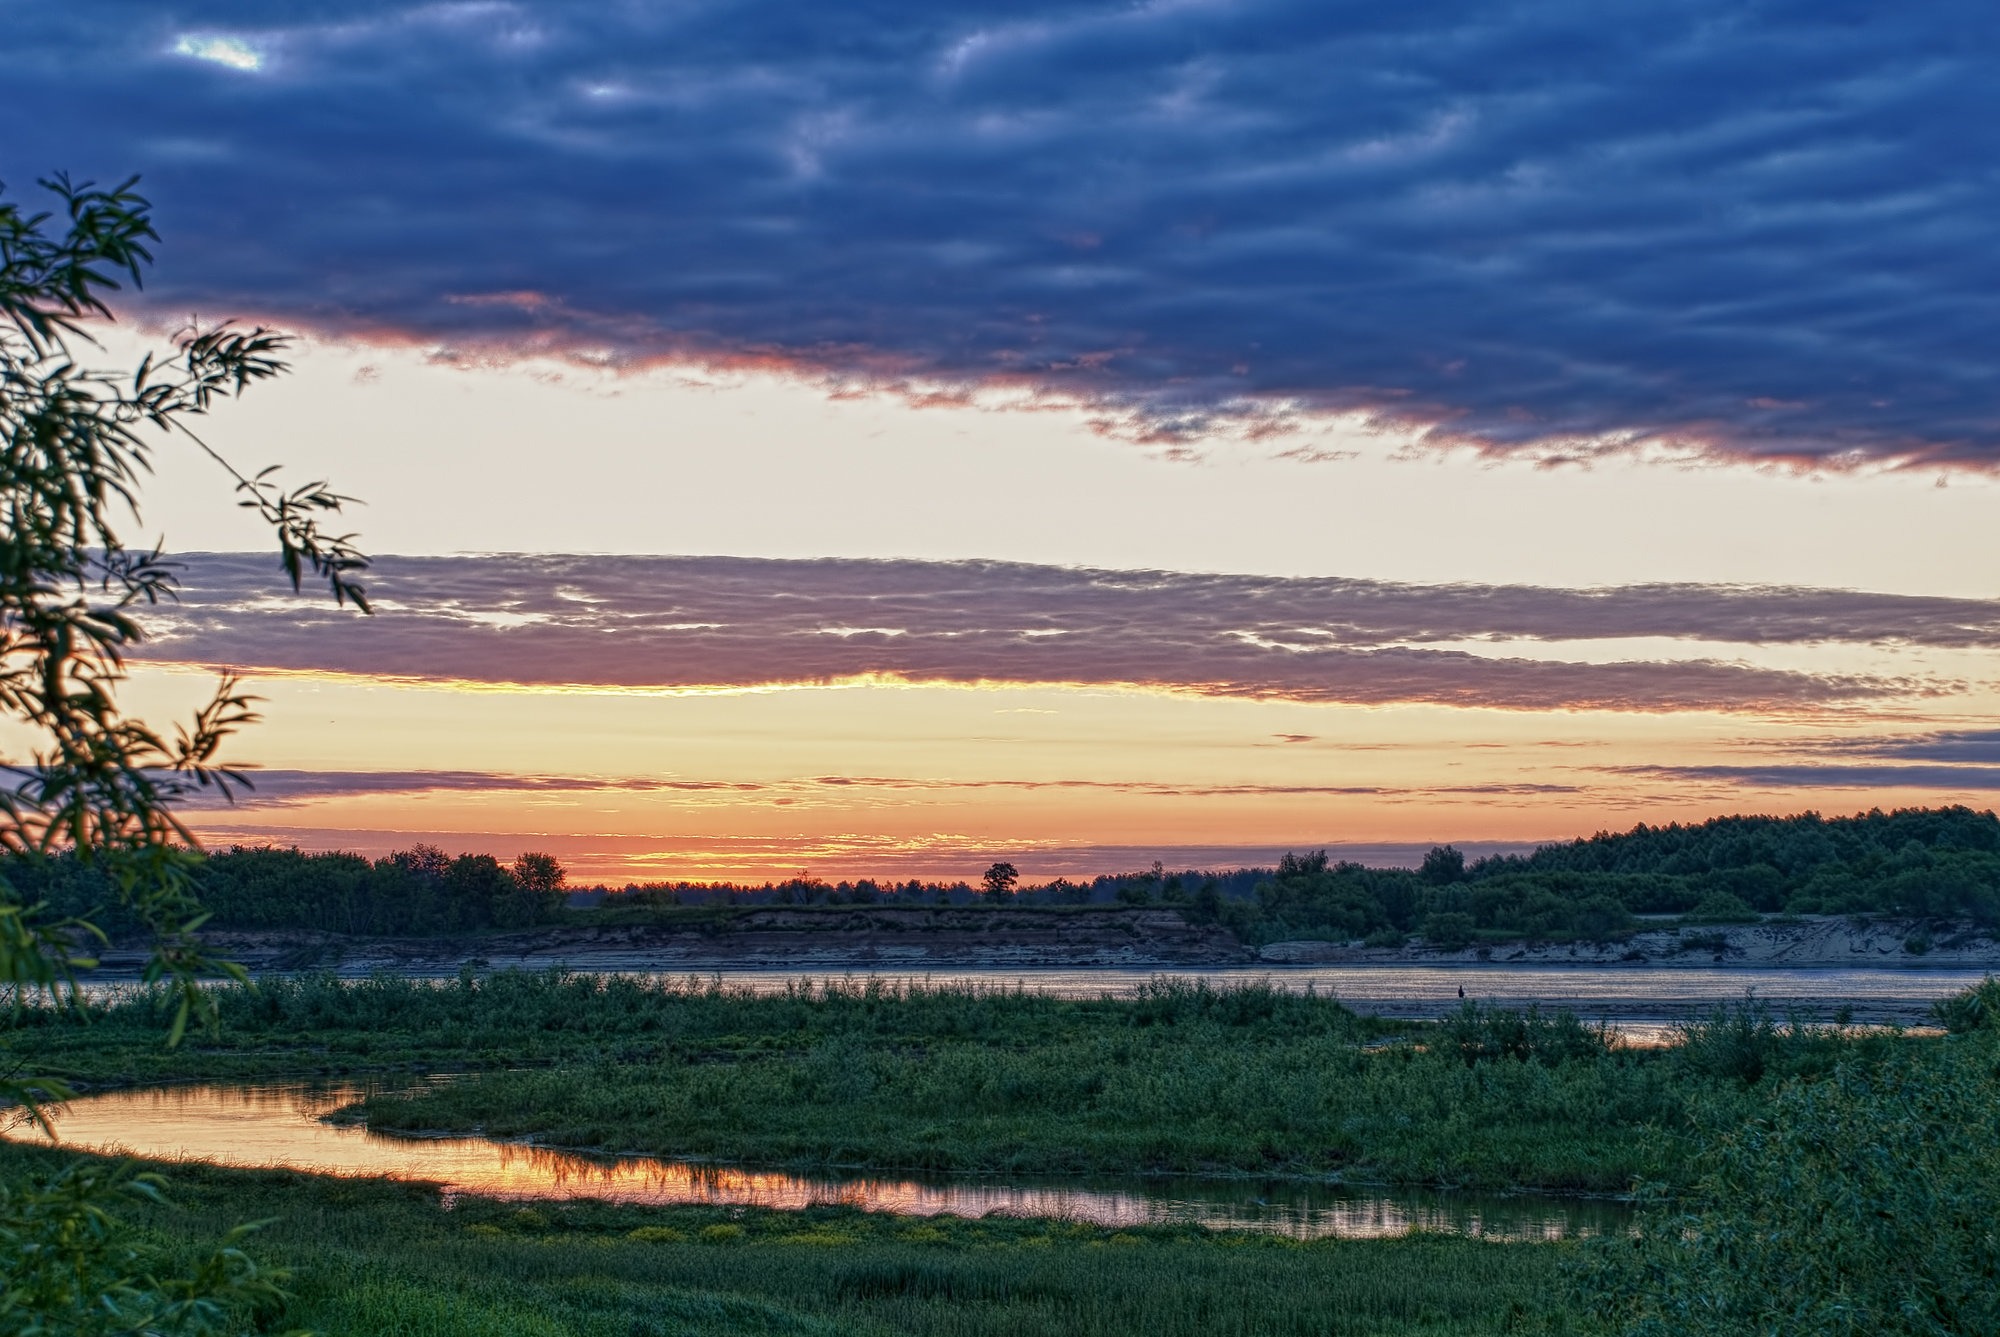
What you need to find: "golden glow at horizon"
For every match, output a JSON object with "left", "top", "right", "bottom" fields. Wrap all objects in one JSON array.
[{"left": 98, "top": 657, "right": 2000, "bottom": 882}]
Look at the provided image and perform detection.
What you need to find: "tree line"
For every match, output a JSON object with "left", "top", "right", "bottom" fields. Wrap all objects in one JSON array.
[
  {"left": 10, "top": 845, "right": 567, "bottom": 937},
  {"left": 1203, "top": 805, "right": 2000, "bottom": 948},
  {"left": 7, "top": 805, "right": 1994, "bottom": 944},
  {"left": 589, "top": 862, "right": 1268, "bottom": 911}
]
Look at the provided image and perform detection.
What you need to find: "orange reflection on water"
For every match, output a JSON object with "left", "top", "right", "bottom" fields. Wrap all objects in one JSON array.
[{"left": 1, "top": 1083, "right": 1622, "bottom": 1240}]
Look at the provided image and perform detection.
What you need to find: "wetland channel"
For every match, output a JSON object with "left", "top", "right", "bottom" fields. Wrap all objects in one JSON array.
[
  {"left": 24, "top": 964, "right": 1982, "bottom": 1241},
  {"left": 4, "top": 1082, "right": 1631, "bottom": 1241}
]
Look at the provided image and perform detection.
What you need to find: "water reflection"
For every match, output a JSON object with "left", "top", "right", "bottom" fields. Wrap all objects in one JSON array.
[{"left": 1, "top": 1083, "right": 1628, "bottom": 1241}]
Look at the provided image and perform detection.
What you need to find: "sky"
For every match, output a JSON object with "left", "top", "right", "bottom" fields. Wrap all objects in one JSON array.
[{"left": 10, "top": 1, "right": 2000, "bottom": 882}]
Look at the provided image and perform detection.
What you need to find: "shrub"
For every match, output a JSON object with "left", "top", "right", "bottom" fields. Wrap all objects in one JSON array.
[
  {"left": 1419, "top": 912, "right": 1475, "bottom": 950},
  {"left": 1579, "top": 1033, "right": 2000, "bottom": 1335},
  {"left": 1670, "top": 996, "right": 1832, "bottom": 1085},
  {"left": 1439, "top": 1001, "right": 1609, "bottom": 1066},
  {"left": 1683, "top": 891, "right": 1759, "bottom": 924},
  {"left": 1931, "top": 976, "right": 2000, "bottom": 1033}
]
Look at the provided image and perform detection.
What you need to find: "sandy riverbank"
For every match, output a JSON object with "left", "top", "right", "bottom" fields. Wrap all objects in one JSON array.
[{"left": 1259, "top": 916, "right": 1999, "bottom": 969}]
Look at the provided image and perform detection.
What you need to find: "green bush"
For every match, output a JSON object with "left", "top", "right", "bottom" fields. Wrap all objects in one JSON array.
[
  {"left": 1682, "top": 891, "right": 1759, "bottom": 924},
  {"left": 1420, "top": 911, "right": 1476, "bottom": 950},
  {"left": 1579, "top": 1031, "right": 2000, "bottom": 1336},
  {"left": 1667, "top": 996, "right": 1860, "bottom": 1085},
  {"left": 1437, "top": 1001, "right": 1609, "bottom": 1066},
  {"left": 1930, "top": 976, "right": 2000, "bottom": 1033}
]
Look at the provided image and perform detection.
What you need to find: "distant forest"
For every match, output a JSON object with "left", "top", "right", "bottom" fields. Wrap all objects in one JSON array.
[
  {"left": 8, "top": 845, "right": 569, "bottom": 939},
  {"left": 9, "top": 806, "right": 1999, "bottom": 944},
  {"left": 1228, "top": 804, "right": 2000, "bottom": 948}
]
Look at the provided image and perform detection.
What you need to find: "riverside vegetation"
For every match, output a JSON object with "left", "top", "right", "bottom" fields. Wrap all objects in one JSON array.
[
  {"left": 8, "top": 974, "right": 2000, "bottom": 1333},
  {"left": 6, "top": 974, "right": 1886, "bottom": 1192}
]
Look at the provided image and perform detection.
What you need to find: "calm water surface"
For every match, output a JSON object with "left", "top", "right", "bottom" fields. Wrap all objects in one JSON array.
[{"left": 2, "top": 1083, "right": 1629, "bottom": 1241}]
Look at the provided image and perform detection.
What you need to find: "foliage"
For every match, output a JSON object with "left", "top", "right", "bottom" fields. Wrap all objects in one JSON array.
[
  {"left": 1203, "top": 807, "right": 2000, "bottom": 947},
  {"left": 1678, "top": 891, "right": 1758, "bottom": 924},
  {"left": 979, "top": 862, "right": 1018, "bottom": 898},
  {"left": 1484, "top": 805, "right": 2000, "bottom": 921},
  {"left": 1436, "top": 1001, "right": 1610, "bottom": 1066},
  {"left": 0, "top": 174, "right": 361, "bottom": 1042},
  {"left": 8, "top": 843, "right": 570, "bottom": 936},
  {"left": 0, "top": 172, "right": 367, "bottom": 1333},
  {"left": 0, "top": 1160, "right": 290, "bottom": 1336},
  {"left": 1230, "top": 854, "right": 1646, "bottom": 948},
  {"left": 1420, "top": 911, "right": 1476, "bottom": 950},
  {"left": 74, "top": 806, "right": 1990, "bottom": 946},
  {"left": 1931, "top": 974, "right": 2000, "bottom": 1033},
  {"left": 1577, "top": 1030, "right": 2000, "bottom": 1336},
  {"left": 205, "top": 843, "right": 563, "bottom": 934}
]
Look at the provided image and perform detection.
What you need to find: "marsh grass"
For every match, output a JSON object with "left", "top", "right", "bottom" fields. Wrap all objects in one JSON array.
[
  {"left": 11, "top": 973, "right": 1396, "bottom": 1083},
  {"left": 8, "top": 977, "right": 1993, "bottom": 1334},
  {"left": 355, "top": 1016, "right": 1682, "bottom": 1190},
  {"left": 0, "top": 1139, "right": 1570, "bottom": 1336},
  {"left": 10, "top": 975, "right": 1895, "bottom": 1194},
  {"left": 1578, "top": 1024, "right": 2000, "bottom": 1335}
]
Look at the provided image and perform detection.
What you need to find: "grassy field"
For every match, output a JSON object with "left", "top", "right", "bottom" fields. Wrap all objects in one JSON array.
[
  {"left": 0, "top": 1138, "right": 1571, "bottom": 1336},
  {"left": 353, "top": 1014, "right": 1676, "bottom": 1190},
  {"left": 10, "top": 973, "right": 1893, "bottom": 1193},
  {"left": 8, "top": 973, "right": 1998, "bottom": 1334}
]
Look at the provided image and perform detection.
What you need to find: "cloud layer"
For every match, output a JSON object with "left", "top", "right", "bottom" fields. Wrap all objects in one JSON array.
[
  {"left": 127, "top": 552, "right": 1972, "bottom": 712},
  {"left": 9, "top": 2, "right": 2000, "bottom": 460},
  {"left": 181, "top": 767, "right": 1582, "bottom": 810},
  {"left": 1631, "top": 730, "right": 2000, "bottom": 791}
]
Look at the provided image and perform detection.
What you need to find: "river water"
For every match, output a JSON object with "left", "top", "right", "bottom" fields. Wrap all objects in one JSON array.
[{"left": 1, "top": 1082, "right": 1630, "bottom": 1241}]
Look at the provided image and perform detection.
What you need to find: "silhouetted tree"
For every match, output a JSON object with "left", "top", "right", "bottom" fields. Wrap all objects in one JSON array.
[
  {"left": 1421, "top": 845, "right": 1466, "bottom": 884},
  {"left": 512, "top": 851, "right": 567, "bottom": 916}
]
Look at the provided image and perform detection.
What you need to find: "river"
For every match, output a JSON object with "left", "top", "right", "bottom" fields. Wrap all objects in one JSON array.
[{"left": 2, "top": 1082, "right": 1631, "bottom": 1241}]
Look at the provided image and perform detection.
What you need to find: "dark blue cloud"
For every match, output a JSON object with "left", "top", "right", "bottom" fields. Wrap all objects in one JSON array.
[
  {"left": 1631, "top": 763, "right": 2000, "bottom": 791},
  {"left": 8, "top": 1, "right": 1999, "bottom": 458},
  {"left": 1627, "top": 730, "right": 2000, "bottom": 789},
  {"left": 1865, "top": 730, "right": 2000, "bottom": 766}
]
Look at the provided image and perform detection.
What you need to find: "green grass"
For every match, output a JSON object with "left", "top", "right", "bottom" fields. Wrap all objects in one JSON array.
[
  {"left": 12, "top": 972, "right": 1404, "bottom": 1084},
  {"left": 0, "top": 1139, "right": 1572, "bottom": 1336},
  {"left": 8, "top": 973, "right": 1899, "bottom": 1194},
  {"left": 10, "top": 975, "right": 1994, "bottom": 1334},
  {"left": 354, "top": 1022, "right": 1681, "bottom": 1190}
]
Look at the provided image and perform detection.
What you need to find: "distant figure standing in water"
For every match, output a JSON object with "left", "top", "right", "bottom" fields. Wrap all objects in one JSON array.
[{"left": 1458, "top": 985, "right": 1465, "bottom": 998}]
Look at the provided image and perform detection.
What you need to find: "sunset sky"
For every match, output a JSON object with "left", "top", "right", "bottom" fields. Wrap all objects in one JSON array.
[{"left": 12, "top": 2, "right": 2000, "bottom": 882}]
